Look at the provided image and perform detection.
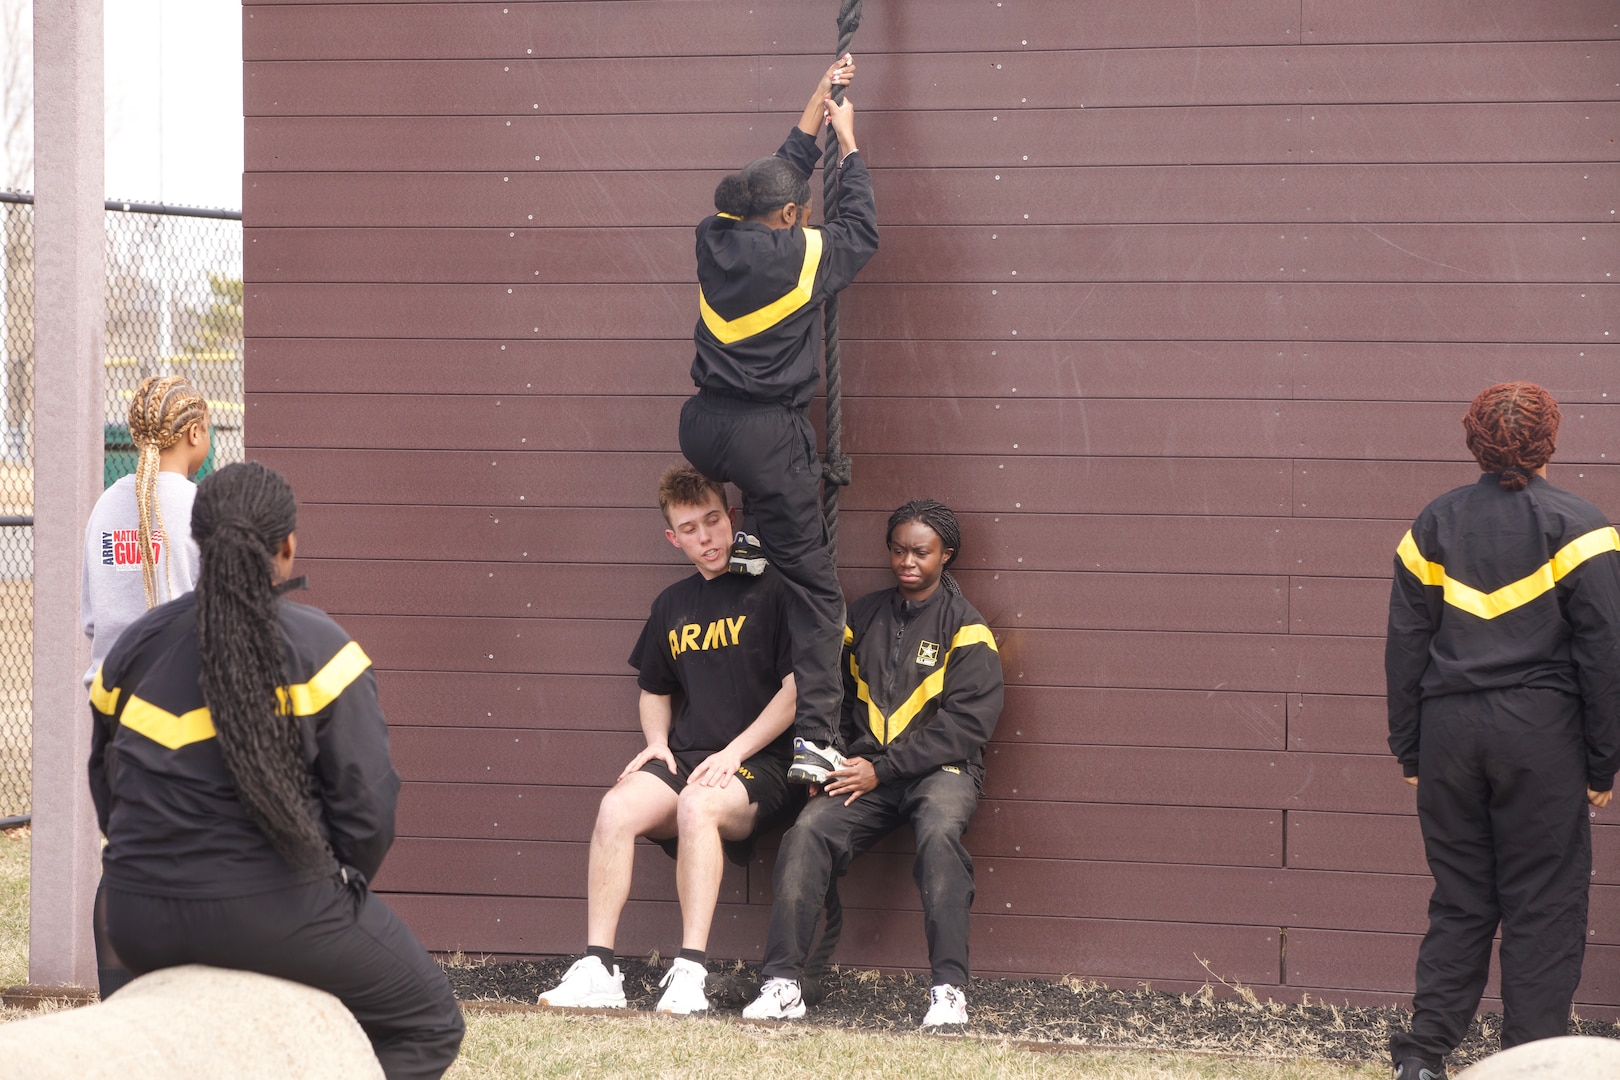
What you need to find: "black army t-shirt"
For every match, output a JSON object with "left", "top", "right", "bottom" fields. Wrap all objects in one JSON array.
[{"left": 629, "top": 567, "right": 795, "bottom": 771}]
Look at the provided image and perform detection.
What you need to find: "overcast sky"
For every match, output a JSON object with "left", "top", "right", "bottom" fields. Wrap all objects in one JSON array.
[{"left": 105, "top": 0, "right": 243, "bottom": 210}]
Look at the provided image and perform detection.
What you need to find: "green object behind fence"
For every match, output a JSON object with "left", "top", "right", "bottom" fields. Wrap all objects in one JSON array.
[{"left": 103, "top": 423, "right": 218, "bottom": 488}]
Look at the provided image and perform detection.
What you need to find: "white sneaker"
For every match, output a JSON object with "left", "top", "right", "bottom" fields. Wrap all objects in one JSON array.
[
  {"left": 655, "top": 957, "right": 710, "bottom": 1015},
  {"left": 538, "top": 955, "right": 627, "bottom": 1008},
  {"left": 921, "top": 983, "right": 967, "bottom": 1027},
  {"left": 787, "top": 738, "right": 846, "bottom": 785},
  {"left": 742, "top": 976, "right": 806, "bottom": 1020}
]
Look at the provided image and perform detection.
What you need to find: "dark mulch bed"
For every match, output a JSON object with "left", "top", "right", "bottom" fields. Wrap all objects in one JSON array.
[{"left": 444, "top": 956, "right": 1620, "bottom": 1069}]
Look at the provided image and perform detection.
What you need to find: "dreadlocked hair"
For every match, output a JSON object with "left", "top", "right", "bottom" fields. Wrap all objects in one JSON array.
[
  {"left": 128, "top": 375, "right": 207, "bottom": 609},
  {"left": 1462, "top": 381, "right": 1561, "bottom": 492},
  {"left": 192, "top": 462, "right": 330, "bottom": 874},
  {"left": 887, "top": 499, "right": 963, "bottom": 596}
]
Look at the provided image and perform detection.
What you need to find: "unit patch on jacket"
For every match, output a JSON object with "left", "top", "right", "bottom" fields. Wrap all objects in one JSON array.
[
  {"left": 103, "top": 528, "right": 163, "bottom": 571},
  {"left": 915, "top": 640, "right": 941, "bottom": 667}
]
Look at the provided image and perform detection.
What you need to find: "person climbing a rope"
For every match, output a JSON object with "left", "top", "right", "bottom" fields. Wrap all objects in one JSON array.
[
  {"left": 1386, "top": 383, "right": 1620, "bottom": 1080},
  {"left": 744, "top": 500, "right": 1004, "bottom": 1028},
  {"left": 538, "top": 467, "right": 803, "bottom": 1016},
  {"left": 678, "top": 54, "right": 878, "bottom": 787}
]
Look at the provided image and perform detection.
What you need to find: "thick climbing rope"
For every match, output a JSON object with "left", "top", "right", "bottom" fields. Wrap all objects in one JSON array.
[
  {"left": 800, "top": 0, "right": 863, "bottom": 991},
  {"left": 819, "top": 0, "right": 862, "bottom": 561}
]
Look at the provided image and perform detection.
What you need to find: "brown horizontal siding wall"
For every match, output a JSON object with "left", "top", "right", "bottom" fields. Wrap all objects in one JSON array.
[{"left": 242, "top": 1, "right": 1620, "bottom": 1008}]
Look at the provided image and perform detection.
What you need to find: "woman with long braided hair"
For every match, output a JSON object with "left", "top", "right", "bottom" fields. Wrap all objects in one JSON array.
[
  {"left": 89, "top": 462, "right": 463, "bottom": 1079},
  {"left": 746, "top": 498, "right": 1003, "bottom": 1027},
  {"left": 80, "top": 375, "right": 209, "bottom": 686},
  {"left": 1387, "top": 382, "right": 1620, "bottom": 1079}
]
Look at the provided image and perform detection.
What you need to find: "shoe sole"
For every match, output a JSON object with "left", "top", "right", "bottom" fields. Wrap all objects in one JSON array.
[
  {"left": 787, "top": 763, "right": 831, "bottom": 784},
  {"left": 743, "top": 1006, "right": 806, "bottom": 1020},
  {"left": 538, "top": 996, "right": 627, "bottom": 1009}
]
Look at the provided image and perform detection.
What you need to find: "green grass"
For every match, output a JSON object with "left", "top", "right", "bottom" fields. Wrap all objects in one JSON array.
[
  {"left": 0, "top": 831, "right": 1381, "bottom": 1078},
  {"left": 447, "top": 1009, "right": 1387, "bottom": 1079},
  {"left": 0, "top": 826, "right": 26, "bottom": 988},
  {"left": 0, "top": 578, "right": 33, "bottom": 821}
]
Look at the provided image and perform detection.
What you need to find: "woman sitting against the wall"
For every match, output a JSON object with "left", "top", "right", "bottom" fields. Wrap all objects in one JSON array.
[
  {"left": 745, "top": 499, "right": 1004, "bottom": 1028},
  {"left": 87, "top": 461, "right": 464, "bottom": 1080}
]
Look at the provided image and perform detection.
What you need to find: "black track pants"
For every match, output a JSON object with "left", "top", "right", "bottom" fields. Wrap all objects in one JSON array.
[
  {"left": 105, "top": 876, "right": 465, "bottom": 1080},
  {"left": 1390, "top": 687, "right": 1590, "bottom": 1065},
  {"left": 762, "top": 768, "right": 979, "bottom": 987},
  {"left": 92, "top": 879, "right": 136, "bottom": 998},
  {"left": 679, "top": 389, "right": 845, "bottom": 746}
]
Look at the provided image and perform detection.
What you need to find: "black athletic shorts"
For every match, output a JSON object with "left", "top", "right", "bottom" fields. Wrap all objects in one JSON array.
[{"left": 641, "top": 752, "right": 803, "bottom": 866}]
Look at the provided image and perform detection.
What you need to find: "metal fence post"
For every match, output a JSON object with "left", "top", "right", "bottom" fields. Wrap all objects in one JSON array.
[{"left": 31, "top": 0, "right": 104, "bottom": 989}]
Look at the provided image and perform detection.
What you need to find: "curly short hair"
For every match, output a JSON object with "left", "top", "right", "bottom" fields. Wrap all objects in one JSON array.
[{"left": 658, "top": 465, "right": 727, "bottom": 523}]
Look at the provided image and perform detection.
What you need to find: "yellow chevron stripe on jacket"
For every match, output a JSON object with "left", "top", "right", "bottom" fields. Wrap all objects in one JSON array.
[
  {"left": 698, "top": 227, "right": 823, "bottom": 344},
  {"left": 1397, "top": 525, "right": 1620, "bottom": 620},
  {"left": 89, "top": 666, "right": 120, "bottom": 714},
  {"left": 849, "top": 624, "right": 997, "bottom": 745},
  {"left": 111, "top": 641, "right": 373, "bottom": 751}
]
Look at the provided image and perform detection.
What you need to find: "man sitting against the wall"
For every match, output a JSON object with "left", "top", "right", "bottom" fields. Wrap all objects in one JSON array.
[{"left": 538, "top": 466, "right": 802, "bottom": 1016}]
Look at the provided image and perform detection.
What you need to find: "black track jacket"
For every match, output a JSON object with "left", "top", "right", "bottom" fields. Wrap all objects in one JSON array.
[
  {"left": 89, "top": 593, "right": 400, "bottom": 897},
  {"left": 1387, "top": 472, "right": 1620, "bottom": 790},
  {"left": 840, "top": 586, "right": 1004, "bottom": 790},
  {"left": 690, "top": 128, "right": 878, "bottom": 408}
]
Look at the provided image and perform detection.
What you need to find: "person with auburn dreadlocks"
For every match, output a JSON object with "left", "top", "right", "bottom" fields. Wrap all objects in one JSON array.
[
  {"left": 1386, "top": 383, "right": 1620, "bottom": 1080},
  {"left": 81, "top": 375, "right": 210, "bottom": 687},
  {"left": 88, "top": 462, "right": 463, "bottom": 1080},
  {"left": 678, "top": 55, "right": 877, "bottom": 788},
  {"left": 744, "top": 500, "right": 1003, "bottom": 1028}
]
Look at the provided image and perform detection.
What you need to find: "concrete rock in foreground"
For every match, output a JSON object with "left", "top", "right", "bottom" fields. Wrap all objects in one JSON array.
[
  {"left": 1457, "top": 1035, "right": 1620, "bottom": 1079},
  {"left": 0, "top": 964, "right": 383, "bottom": 1080}
]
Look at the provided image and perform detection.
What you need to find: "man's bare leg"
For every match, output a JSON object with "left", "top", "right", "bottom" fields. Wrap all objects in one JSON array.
[
  {"left": 587, "top": 771, "right": 679, "bottom": 949},
  {"left": 674, "top": 781, "right": 759, "bottom": 951}
]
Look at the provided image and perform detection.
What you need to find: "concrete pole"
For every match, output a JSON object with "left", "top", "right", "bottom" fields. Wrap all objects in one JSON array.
[{"left": 30, "top": 0, "right": 104, "bottom": 988}]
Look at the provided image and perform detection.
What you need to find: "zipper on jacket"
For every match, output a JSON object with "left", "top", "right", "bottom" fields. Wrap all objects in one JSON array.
[{"left": 884, "top": 605, "right": 913, "bottom": 744}]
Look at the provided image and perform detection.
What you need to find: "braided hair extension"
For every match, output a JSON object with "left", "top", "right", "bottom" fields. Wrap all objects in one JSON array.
[
  {"left": 128, "top": 375, "right": 208, "bottom": 609},
  {"left": 713, "top": 156, "right": 812, "bottom": 220},
  {"left": 887, "top": 499, "right": 963, "bottom": 596},
  {"left": 191, "top": 462, "right": 331, "bottom": 874},
  {"left": 1461, "top": 382, "right": 1561, "bottom": 492}
]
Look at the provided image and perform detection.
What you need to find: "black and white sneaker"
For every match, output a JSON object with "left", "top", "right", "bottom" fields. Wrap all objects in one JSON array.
[
  {"left": 728, "top": 531, "right": 768, "bottom": 576},
  {"left": 788, "top": 738, "right": 845, "bottom": 785},
  {"left": 921, "top": 984, "right": 968, "bottom": 1028},
  {"left": 1394, "top": 1059, "right": 1446, "bottom": 1080},
  {"left": 743, "top": 977, "right": 805, "bottom": 1020}
]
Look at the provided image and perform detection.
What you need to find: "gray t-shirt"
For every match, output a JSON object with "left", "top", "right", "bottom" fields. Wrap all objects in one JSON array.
[{"left": 81, "top": 473, "right": 200, "bottom": 685}]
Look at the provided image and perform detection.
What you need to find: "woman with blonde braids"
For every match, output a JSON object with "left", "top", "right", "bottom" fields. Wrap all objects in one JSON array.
[
  {"left": 82, "top": 376, "right": 210, "bottom": 997},
  {"left": 81, "top": 375, "right": 210, "bottom": 686}
]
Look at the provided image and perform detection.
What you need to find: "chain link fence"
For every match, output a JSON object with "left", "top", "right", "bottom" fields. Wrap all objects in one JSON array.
[{"left": 0, "top": 191, "right": 243, "bottom": 822}]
